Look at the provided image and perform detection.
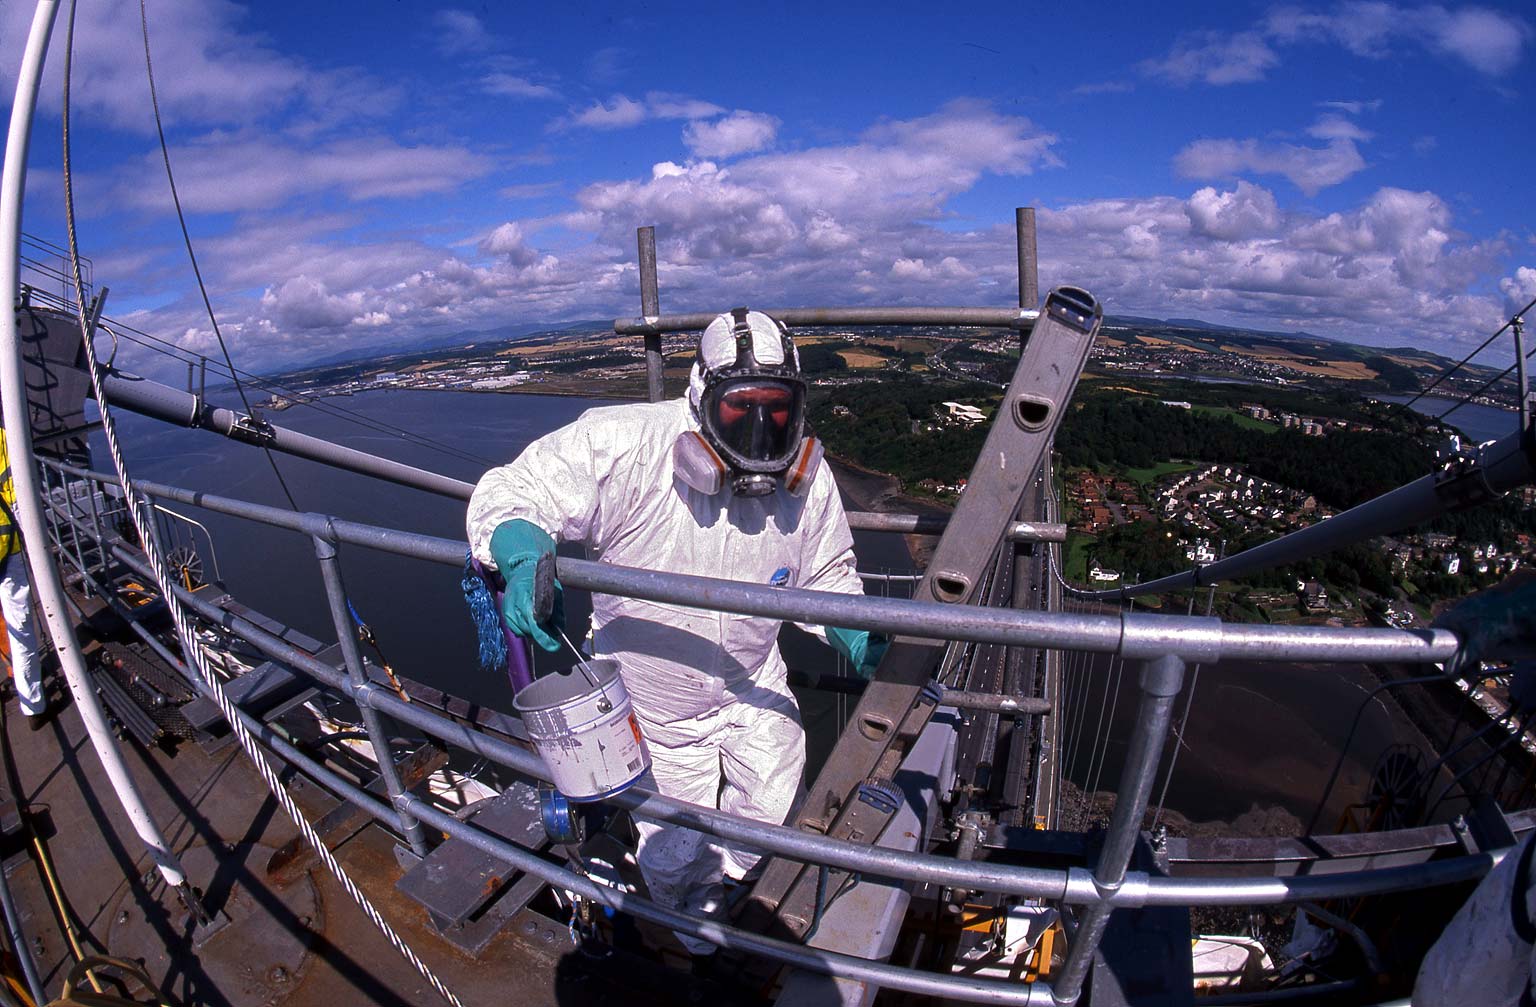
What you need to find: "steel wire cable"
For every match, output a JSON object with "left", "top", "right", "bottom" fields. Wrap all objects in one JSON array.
[
  {"left": 1151, "top": 585, "right": 1216, "bottom": 831},
  {"left": 1402, "top": 296, "right": 1536, "bottom": 411},
  {"left": 1083, "top": 598, "right": 1132, "bottom": 804},
  {"left": 1424, "top": 706, "right": 1536, "bottom": 822},
  {"left": 20, "top": 275, "right": 498, "bottom": 471},
  {"left": 93, "top": 317, "right": 499, "bottom": 468},
  {"left": 62, "top": 8, "right": 463, "bottom": 1004},
  {"left": 1436, "top": 350, "right": 1531, "bottom": 424},
  {"left": 136, "top": 0, "right": 300, "bottom": 511},
  {"left": 1061, "top": 597, "right": 1097, "bottom": 795}
]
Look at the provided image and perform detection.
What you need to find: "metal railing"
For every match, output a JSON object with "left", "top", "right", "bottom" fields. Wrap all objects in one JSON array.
[{"left": 35, "top": 455, "right": 1512, "bottom": 1005}]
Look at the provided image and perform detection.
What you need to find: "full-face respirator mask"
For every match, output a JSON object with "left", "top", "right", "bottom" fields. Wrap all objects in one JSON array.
[{"left": 674, "top": 308, "right": 823, "bottom": 498}]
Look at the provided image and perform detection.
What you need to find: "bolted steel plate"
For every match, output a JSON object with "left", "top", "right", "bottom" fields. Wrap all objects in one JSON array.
[{"left": 107, "top": 841, "right": 321, "bottom": 1006}]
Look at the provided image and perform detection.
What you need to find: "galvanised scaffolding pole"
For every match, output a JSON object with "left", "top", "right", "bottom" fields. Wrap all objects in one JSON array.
[
  {"left": 313, "top": 530, "right": 430, "bottom": 857},
  {"left": 93, "top": 369, "right": 1063, "bottom": 540},
  {"left": 47, "top": 457, "right": 1469, "bottom": 667},
  {"left": 1052, "top": 655, "right": 1186, "bottom": 1004},
  {"left": 615, "top": 305, "right": 1040, "bottom": 334},
  {"left": 0, "top": 0, "right": 191, "bottom": 898},
  {"left": 637, "top": 225, "right": 663, "bottom": 402},
  {"left": 61, "top": 494, "right": 1504, "bottom": 911}
]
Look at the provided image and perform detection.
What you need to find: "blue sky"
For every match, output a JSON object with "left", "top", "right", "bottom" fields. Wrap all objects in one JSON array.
[{"left": 3, "top": 1, "right": 1533, "bottom": 376}]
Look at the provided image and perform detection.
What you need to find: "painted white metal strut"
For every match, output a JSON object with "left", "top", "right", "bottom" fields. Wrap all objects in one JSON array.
[{"left": 0, "top": 0, "right": 189, "bottom": 891}]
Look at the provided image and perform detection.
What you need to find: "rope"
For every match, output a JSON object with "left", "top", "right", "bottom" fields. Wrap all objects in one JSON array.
[
  {"left": 134, "top": 0, "right": 299, "bottom": 512},
  {"left": 61, "top": 6, "right": 463, "bottom": 1004}
]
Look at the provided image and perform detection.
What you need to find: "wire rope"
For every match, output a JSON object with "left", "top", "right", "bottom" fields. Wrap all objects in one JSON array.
[
  {"left": 1401, "top": 296, "right": 1535, "bottom": 410},
  {"left": 135, "top": 0, "right": 300, "bottom": 510},
  {"left": 1150, "top": 585, "right": 1217, "bottom": 830},
  {"left": 63, "top": 6, "right": 463, "bottom": 1003},
  {"left": 21, "top": 255, "right": 498, "bottom": 472}
]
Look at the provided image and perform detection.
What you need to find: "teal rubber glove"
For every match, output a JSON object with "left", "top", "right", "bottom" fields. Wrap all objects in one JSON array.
[
  {"left": 826, "top": 626, "right": 889, "bottom": 680},
  {"left": 489, "top": 519, "right": 564, "bottom": 653}
]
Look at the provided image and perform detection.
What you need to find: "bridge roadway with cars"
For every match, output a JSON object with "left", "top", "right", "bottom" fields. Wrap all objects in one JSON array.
[{"left": 945, "top": 459, "right": 1062, "bottom": 837}]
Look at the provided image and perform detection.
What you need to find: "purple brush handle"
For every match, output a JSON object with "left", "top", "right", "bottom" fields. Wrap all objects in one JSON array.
[
  {"left": 473, "top": 557, "right": 535, "bottom": 692},
  {"left": 500, "top": 600, "right": 534, "bottom": 692}
]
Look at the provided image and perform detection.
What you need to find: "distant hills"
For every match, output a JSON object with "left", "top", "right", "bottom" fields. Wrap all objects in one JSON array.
[
  {"left": 260, "top": 309, "right": 1503, "bottom": 391},
  {"left": 295, "top": 317, "right": 614, "bottom": 370}
]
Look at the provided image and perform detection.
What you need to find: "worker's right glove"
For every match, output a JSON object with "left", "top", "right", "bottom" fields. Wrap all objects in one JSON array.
[
  {"left": 825, "top": 627, "right": 889, "bottom": 680},
  {"left": 489, "top": 519, "right": 564, "bottom": 653}
]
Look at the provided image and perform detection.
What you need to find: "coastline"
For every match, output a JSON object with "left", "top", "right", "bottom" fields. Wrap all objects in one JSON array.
[{"left": 826, "top": 454, "right": 948, "bottom": 567}]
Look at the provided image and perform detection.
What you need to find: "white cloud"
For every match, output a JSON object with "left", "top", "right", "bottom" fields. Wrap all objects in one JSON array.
[
  {"left": 1428, "top": 6, "right": 1532, "bottom": 74},
  {"left": 481, "top": 73, "right": 557, "bottom": 100},
  {"left": 479, "top": 222, "right": 540, "bottom": 266},
  {"left": 563, "top": 91, "right": 725, "bottom": 131},
  {"left": 1500, "top": 266, "right": 1536, "bottom": 311},
  {"left": 0, "top": 0, "right": 399, "bottom": 133},
  {"left": 683, "top": 111, "right": 780, "bottom": 159},
  {"left": 431, "top": 10, "right": 495, "bottom": 56},
  {"left": 570, "top": 95, "right": 648, "bottom": 129},
  {"left": 102, "top": 134, "right": 494, "bottom": 213},
  {"left": 1141, "top": 30, "right": 1279, "bottom": 85},
  {"left": 1149, "top": 3, "right": 1531, "bottom": 86},
  {"left": 1039, "top": 182, "right": 1510, "bottom": 347},
  {"left": 1174, "top": 115, "right": 1369, "bottom": 196},
  {"left": 1186, "top": 182, "right": 1283, "bottom": 240}
]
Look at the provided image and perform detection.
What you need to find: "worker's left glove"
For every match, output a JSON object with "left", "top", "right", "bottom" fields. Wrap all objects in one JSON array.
[
  {"left": 1433, "top": 572, "right": 1536, "bottom": 680},
  {"left": 826, "top": 627, "right": 889, "bottom": 680},
  {"left": 489, "top": 519, "right": 564, "bottom": 653}
]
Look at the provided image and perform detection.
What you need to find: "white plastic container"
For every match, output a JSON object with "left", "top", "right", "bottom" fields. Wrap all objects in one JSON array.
[{"left": 513, "top": 659, "right": 650, "bottom": 802}]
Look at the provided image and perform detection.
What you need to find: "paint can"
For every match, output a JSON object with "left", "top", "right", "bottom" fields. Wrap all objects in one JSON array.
[{"left": 513, "top": 659, "right": 650, "bottom": 802}]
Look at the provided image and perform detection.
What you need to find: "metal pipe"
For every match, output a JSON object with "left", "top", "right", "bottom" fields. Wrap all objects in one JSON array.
[
  {"left": 45, "top": 459, "right": 1468, "bottom": 667},
  {"left": 48, "top": 458, "right": 1462, "bottom": 665},
  {"left": 0, "top": 0, "right": 188, "bottom": 891},
  {"left": 615, "top": 305, "right": 1041, "bottom": 335},
  {"left": 845, "top": 510, "right": 1067, "bottom": 543},
  {"left": 80, "top": 514, "right": 1510, "bottom": 910},
  {"left": 0, "top": 840, "right": 45, "bottom": 1006},
  {"left": 1053, "top": 655, "right": 1186, "bottom": 1004},
  {"left": 97, "top": 373, "right": 1057, "bottom": 544},
  {"left": 939, "top": 689, "right": 1051, "bottom": 714},
  {"left": 1516, "top": 316, "right": 1529, "bottom": 434},
  {"left": 1017, "top": 207, "right": 1038, "bottom": 310},
  {"left": 636, "top": 226, "right": 663, "bottom": 403},
  {"left": 226, "top": 705, "right": 1051, "bottom": 1006},
  {"left": 312, "top": 532, "right": 429, "bottom": 857},
  {"left": 1074, "top": 420, "right": 1536, "bottom": 602},
  {"left": 98, "top": 372, "right": 474, "bottom": 498}
]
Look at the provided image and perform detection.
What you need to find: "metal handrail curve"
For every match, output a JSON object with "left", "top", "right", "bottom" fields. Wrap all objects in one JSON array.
[{"left": 41, "top": 457, "right": 1506, "bottom": 921}]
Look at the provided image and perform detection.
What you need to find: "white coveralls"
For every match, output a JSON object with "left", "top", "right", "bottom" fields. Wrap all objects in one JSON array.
[
  {"left": 0, "top": 431, "right": 41, "bottom": 716},
  {"left": 467, "top": 396, "right": 864, "bottom": 954}
]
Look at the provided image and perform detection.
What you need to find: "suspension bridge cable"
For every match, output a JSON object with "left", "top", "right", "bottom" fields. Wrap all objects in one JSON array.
[
  {"left": 1436, "top": 345, "right": 1532, "bottom": 424},
  {"left": 19, "top": 285, "right": 499, "bottom": 470},
  {"left": 137, "top": 0, "right": 300, "bottom": 511},
  {"left": 1083, "top": 595, "right": 1132, "bottom": 805},
  {"left": 1401, "top": 296, "right": 1536, "bottom": 410},
  {"left": 64, "top": 8, "right": 463, "bottom": 1004},
  {"left": 1151, "top": 585, "right": 1217, "bottom": 831}
]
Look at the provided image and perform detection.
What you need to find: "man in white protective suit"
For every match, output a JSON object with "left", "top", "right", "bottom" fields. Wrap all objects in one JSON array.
[{"left": 466, "top": 308, "right": 886, "bottom": 960}]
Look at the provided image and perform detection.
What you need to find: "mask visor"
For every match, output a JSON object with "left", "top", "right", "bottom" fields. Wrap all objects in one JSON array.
[{"left": 707, "top": 379, "right": 801, "bottom": 468}]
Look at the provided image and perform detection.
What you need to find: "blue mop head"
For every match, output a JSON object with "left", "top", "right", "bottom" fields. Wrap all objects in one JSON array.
[{"left": 463, "top": 551, "right": 508, "bottom": 673}]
